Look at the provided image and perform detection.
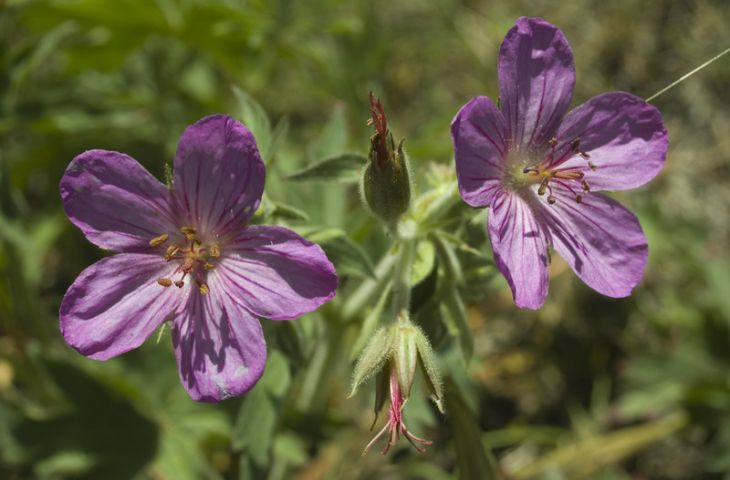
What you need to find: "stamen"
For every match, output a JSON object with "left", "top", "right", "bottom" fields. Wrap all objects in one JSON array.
[
  {"left": 197, "top": 282, "right": 210, "bottom": 295},
  {"left": 203, "top": 262, "right": 216, "bottom": 270},
  {"left": 174, "top": 280, "right": 185, "bottom": 288},
  {"left": 523, "top": 166, "right": 540, "bottom": 175},
  {"left": 181, "top": 226, "right": 197, "bottom": 241},
  {"left": 149, "top": 234, "right": 169, "bottom": 247},
  {"left": 575, "top": 195, "right": 583, "bottom": 204},
  {"left": 537, "top": 178, "right": 550, "bottom": 196},
  {"left": 579, "top": 150, "right": 591, "bottom": 159},
  {"left": 164, "top": 245, "right": 179, "bottom": 261},
  {"left": 209, "top": 245, "right": 221, "bottom": 258},
  {"left": 570, "top": 137, "right": 581, "bottom": 151},
  {"left": 548, "top": 137, "right": 557, "bottom": 147},
  {"left": 181, "top": 257, "right": 194, "bottom": 272},
  {"left": 582, "top": 180, "right": 591, "bottom": 193},
  {"left": 588, "top": 161, "right": 597, "bottom": 171},
  {"left": 157, "top": 278, "right": 172, "bottom": 287},
  {"left": 547, "top": 195, "right": 556, "bottom": 204}
]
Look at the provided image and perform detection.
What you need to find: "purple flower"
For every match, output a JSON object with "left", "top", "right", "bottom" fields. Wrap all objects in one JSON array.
[
  {"left": 451, "top": 17, "right": 668, "bottom": 309},
  {"left": 59, "top": 115, "right": 338, "bottom": 401}
]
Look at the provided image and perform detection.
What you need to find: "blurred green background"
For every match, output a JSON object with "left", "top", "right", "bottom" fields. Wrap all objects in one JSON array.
[{"left": 1, "top": 0, "right": 730, "bottom": 479}]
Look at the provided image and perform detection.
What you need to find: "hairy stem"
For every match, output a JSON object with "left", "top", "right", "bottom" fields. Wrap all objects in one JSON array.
[{"left": 391, "top": 233, "right": 416, "bottom": 324}]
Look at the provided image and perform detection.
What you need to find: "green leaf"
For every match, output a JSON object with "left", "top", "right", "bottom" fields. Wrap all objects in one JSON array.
[
  {"left": 446, "top": 381, "right": 499, "bottom": 480},
  {"left": 262, "top": 117, "right": 289, "bottom": 164},
  {"left": 410, "top": 240, "right": 436, "bottom": 285},
  {"left": 302, "top": 227, "right": 375, "bottom": 278},
  {"left": 287, "top": 153, "right": 365, "bottom": 183},
  {"left": 310, "top": 104, "right": 348, "bottom": 160},
  {"left": 233, "top": 351, "right": 291, "bottom": 467},
  {"left": 232, "top": 86, "right": 271, "bottom": 146},
  {"left": 269, "top": 202, "right": 310, "bottom": 221},
  {"left": 442, "top": 287, "right": 473, "bottom": 363},
  {"left": 350, "top": 282, "right": 392, "bottom": 361}
]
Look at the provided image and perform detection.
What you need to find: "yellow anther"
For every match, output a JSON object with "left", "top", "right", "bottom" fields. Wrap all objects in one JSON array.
[
  {"left": 197, "top": 282, "right": 210, "bottom": 295},
  {"left": 582, "top": 180, "right": 591, "bottom": 193},
  {"left": 164, "top": 245, "right": 179, "bottom": 261},
  {"left": 548, "top": 137, "right": 557, "bottom": 147},
  {"left": 149, "top": 234, "right": 169, "bottom": 247},
  {"left": 174, "top": 280, "right": 185, "bottom": 288},
  {"left": 204, "top": 262, "right": 216, "bottom": 270},
  {"left": 181, "top": 226, "right": 198, "bottom": 241},
  {"left": 209, "top": 245, "right": 221, "bottom": 258},
  {"left": 157, "top": 278, "right": 172, "bottom": 287}
]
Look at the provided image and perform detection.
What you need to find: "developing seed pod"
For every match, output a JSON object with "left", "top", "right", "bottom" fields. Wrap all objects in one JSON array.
[{"left": 360, "top": 93, "right": 412, "bottom": 230}]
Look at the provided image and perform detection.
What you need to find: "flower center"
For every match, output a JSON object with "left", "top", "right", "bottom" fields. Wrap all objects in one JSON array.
[
  {"left": 504, "top": 136, "right": 595, "bottom": 204},
  {"left": 148, "top": 227, "right": 220, "bottom": 295}
]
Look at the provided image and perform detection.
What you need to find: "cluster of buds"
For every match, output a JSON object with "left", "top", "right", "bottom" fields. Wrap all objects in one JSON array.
[
  {"left": 349, "top": 320, "right": 444, "bottom": 455},
  {"left": 360, "top": 92, "right": 412, "bottom": 231}
]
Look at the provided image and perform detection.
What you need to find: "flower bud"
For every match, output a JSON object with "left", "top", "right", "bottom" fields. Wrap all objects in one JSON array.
[{"left": 360, "top": 93, "right": 412, "bottom": 229}]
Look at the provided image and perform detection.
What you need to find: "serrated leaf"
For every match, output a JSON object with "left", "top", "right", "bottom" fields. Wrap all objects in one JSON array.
[{"left": 287, "top": 153, "right": 365, "bottom": 183}]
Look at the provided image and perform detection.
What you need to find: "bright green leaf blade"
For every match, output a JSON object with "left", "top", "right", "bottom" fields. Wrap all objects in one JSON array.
[{"left": 287, "top": 153, "right": 365, "bottom": 183}]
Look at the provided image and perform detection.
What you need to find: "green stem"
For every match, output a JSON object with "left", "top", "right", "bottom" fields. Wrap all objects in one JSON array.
[{"left": 391, "top": 234, "right": 416, "bottom": 324}]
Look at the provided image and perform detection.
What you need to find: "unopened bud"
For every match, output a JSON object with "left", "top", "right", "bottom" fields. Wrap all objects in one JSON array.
[{"left": 360, "top": 92, "right": 412, "bottom": 229}]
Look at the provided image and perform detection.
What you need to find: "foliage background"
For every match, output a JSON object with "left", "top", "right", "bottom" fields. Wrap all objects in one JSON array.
[{"left": 1, "top": 0, "right": 729, "bottom": 479}]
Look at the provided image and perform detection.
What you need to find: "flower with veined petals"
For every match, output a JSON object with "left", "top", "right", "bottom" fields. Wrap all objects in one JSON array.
[
  {"left": 59, "top": 114, "right": 338, "bottom": 402},
  {"left": 451, "top": 17, "right": 668, "bottom": 309}
]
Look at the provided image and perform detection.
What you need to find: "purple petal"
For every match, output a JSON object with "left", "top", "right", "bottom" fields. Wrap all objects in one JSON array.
[
  {"left": 451, "top": 96, "right": 508, "bottom": 208},
  {"left": 488, "top": 191, "right": 549, "bottom": 309},
  {"left": 60, "top": 150, "right": 177, "bottom": 252},
  {"left": 555, "top": 92, "right": 668, "bottom": 191},
  {"left": 60, "top": 254, "right": 186, "bottom": 360},
  {"left": 543, "top": 189, "right": 648, "bottom": 297},
  {"left": 215, "top": 225, "right": 338, "bottom": 320},
  {"left": 172, "top": 285, "right": 266, "bottom": 402},
  {"left": 173, "top": 115, "right": 265, "bottom": 237},
  {"left": 499, "top": 17, "right": 575, "bottom": 149}
]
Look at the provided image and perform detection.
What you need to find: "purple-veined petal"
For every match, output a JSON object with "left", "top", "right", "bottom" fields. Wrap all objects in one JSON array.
[
  {"left": 173, "top": 114, "right": 265, "bottom": 238},
  {"left": 60, "top": 253, "right": 186, "bottom": 361},
  {"left": 215, "top": 225, "right": 337, "bottom": 321},
  {"left": 172, "top": 284, "right": 266, "bottom": 403},
  {"left": 555, "top": 92, "right": 668, "bottom": 191},
  {"left": 451, "top": 96, "right": 508, "bottom": 208},
  {"left": 499, "top": 17, "right": 575, "bottom": 149},
  {"left": 488, "top": 191, "right": 549, "bottom": 309},
  {"left": 60, "top": 150, "right": 177, "bottom": 252},
  {"left": 543, "top": 188, "right": 648, "bottom": 297}
]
